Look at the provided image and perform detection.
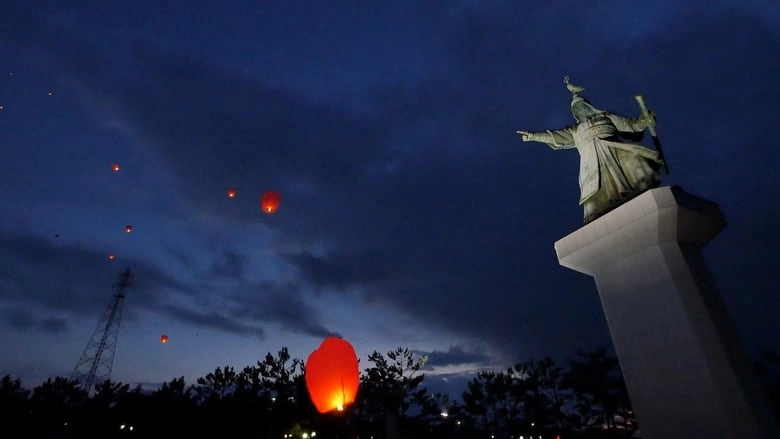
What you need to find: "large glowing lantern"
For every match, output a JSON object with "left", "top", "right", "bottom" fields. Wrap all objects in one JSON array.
[
  {"left": 305, "top": 336, "right": 359, "bottom": 414},
  {"left": 160, "top": 334, "right": 169, "bottom": 344},
  {"left": 260, "top": 190, "right": 281, "bottom": 214}
]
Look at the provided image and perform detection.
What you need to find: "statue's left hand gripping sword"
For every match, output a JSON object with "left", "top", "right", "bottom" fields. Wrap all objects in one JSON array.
[{"left": 635, "top": 94, "right": 670, "bottom": 174}]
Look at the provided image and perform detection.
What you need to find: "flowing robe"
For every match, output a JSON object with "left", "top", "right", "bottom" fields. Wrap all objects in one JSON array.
[{"left": 528, "top": 112, "right": 663, "bottom": 222}]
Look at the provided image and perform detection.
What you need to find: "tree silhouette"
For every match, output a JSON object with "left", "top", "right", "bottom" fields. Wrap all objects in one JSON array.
[
  {"left": 0, "top": 375, "right": 31, "bottom": 436},
  {"left": 28, "top": 377, "right": 88, "bottom": 436},
  {"left": 195, "top": 365, "right": 238, "bottom": 403},
  {"left": 512, "top": 356, "right": 573, "bottom": 433},
  {"left": 147, "top": 376, "right": 197, "bottom": 434},
  {"left": 564, "top": 348, "right": 634, "bottom": 434},
  {"left": 6, "top": 344, "right": 779, "bottom": 438},
  {"left": 461, "top": 369, "right": 525, "bottom": 437},
  {"left": 81, "top": 379, "right": 130, "bottom": 434},
  {"left": 357, "top": 346, "right": 429, "bottom": 438}
]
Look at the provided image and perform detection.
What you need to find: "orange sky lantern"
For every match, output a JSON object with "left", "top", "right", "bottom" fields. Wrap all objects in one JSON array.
[
  {"left": 260, "top": 190, "right": 281, "bottom": 214},
  {"left": 160, "top": 334, "right": 168, "bottom": 344},
  {"left": 125, "top": 225, "right": 133, "bottom": 233},
  {"left": 305, "top": 336, "right": 359, "bottom": 414},
  {"left": 108, "top": 253, "right": 115, "bottom": 260},
  {"left": 227, "top": 188, "right": 237, "bottom": 198},
  {"left": 112, "top": 163, "right": 120, "bottom": 172}
]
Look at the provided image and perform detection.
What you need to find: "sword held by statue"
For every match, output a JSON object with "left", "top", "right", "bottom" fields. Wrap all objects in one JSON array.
[{"left": 634, "top": 94, "right": 670, "bottom": 174}]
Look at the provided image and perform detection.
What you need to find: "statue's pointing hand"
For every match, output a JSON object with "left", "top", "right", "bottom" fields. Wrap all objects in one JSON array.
[{"left": 516, "top": 130, "right": 532, "bottom": 142}]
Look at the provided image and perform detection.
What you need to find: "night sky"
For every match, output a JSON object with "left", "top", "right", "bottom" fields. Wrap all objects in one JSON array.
[{"left": 1, "top": 1, "right": 778, "bottom": 396}]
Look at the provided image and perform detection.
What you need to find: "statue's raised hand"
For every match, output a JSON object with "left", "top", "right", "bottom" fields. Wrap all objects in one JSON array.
[
  {"left": 644, "top": 111, "right": 657, "bottom": 127},
  {"left": 516, "top": 130, "right": 533, "bottom": 142}
]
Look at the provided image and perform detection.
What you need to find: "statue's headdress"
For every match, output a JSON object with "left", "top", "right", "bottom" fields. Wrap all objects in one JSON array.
[
  {"left": 564, "top": 76, "right": 604, "bottom": 121},
  {"left": 564, "top": 76, "right": 586, "bottom": 107}
]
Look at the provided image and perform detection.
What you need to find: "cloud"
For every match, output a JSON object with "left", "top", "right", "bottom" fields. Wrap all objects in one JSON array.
[
  {"left": 281, "top": 250, "right": 398, "bottom": 288},
  {"left": 2, "top": 306, "right": 68, "bottom": 333},
  {"left": 210, "top": 249, "right": 249, "bottom": 280},
  {"left": 0, "top": 228, "right": 154, "bottom": 316},
  {"left": 418, "top": 345, "right": 492, "bottom": 369},
  {"left": 161, "top": 304, "right": 265, "bottom": 339},
  {"left": 225, "top": 281, "right": 338, "bottom": 339},
  {"left": 2, "top": 2, "right": 778, "bottom": 365},
  {"left": 0, "top": 227, "right": 187, "bottom": 314},
  {"left": 0, "top": 228, "right": 337, "bottom": 340}
]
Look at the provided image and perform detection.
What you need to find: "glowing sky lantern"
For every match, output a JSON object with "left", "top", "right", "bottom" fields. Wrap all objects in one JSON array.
[
  {"left": 125, "top": 225, "right": 133, "bottom": 233},
  {"left": 108, "top": 253, "right": 115, "bottom": 260},
  {"left": 160, "top": 334, "right": 169, "bottom": 344},
  {"left": 227, "top": 188, "right": 237, "bottom": 198},
  {"left": 305, "top": 336, "right": 359, "bottom": 414},
  {"left": 112, "top": 163, "right": 120, "bottom": 172},
  {"left": 261, "top": 190, "right": 281, "bottom": 214}
]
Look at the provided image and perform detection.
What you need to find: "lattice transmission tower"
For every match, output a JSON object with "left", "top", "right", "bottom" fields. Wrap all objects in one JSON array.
[{"left": 71, "top": 267, "right": 134, "bottom": 393}]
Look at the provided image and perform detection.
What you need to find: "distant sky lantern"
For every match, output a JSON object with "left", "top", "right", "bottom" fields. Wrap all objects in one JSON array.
[
  {"left": 125, "top": 225, "right": 133, "bottom": 233},
  {"left": 112, "top": 163, "right": 120, "bottom": 172},
  {"left": 227, "top": 188, "right": 237, "bottom": 198},
  {"left": 160, "top": 334, "right": 169, "bottom": 344},
  {"left": 260, "top": 190, "right": 281, "bottom": 214},
  {"left": 108, "top": 253, "right": 115, "bottom": 260},
  {"left": 305, "top": 336, "right": 359, "bottom": 414}
]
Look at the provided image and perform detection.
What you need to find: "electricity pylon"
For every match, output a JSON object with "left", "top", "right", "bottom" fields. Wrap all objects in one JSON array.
[{"left": 70, "top": 267, "right": 133, "bottom": 394}]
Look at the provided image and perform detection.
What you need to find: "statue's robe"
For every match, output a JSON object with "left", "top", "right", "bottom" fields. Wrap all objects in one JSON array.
[{"left": 530, "top": 112, "right": 663, "bottom": 222}]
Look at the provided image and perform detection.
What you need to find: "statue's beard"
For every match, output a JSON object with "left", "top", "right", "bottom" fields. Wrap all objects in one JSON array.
[{"left": 572, "top": 101, "right": 602, "bottom": 123}]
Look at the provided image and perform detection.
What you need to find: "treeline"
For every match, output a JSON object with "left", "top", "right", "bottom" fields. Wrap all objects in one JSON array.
[{"left": 1, "top": 347, "right": 777, "bottom": 438}]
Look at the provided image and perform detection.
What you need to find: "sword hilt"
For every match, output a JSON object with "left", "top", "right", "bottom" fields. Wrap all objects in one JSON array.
[{"left": 634, "top": 94, "right": 657, "bottom": 137}]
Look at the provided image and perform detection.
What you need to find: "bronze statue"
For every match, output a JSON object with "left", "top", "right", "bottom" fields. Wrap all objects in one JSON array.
[{"left": 517, "top": 77, "right": 666, "bottom": 224}]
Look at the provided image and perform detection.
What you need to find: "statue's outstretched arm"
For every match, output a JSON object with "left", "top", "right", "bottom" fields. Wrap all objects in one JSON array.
[{"left": 516, "top": 128, "right": 575, "bottom": 150}]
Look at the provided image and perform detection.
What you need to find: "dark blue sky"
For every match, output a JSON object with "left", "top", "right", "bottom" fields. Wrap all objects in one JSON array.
[{"left": 1, "top": 1, "right": 778, "bottom": 394}]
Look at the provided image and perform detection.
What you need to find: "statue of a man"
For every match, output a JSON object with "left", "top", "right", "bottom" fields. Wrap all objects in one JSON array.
[{"left": 517, "top": 77, "right": 665, "bottom": 224}]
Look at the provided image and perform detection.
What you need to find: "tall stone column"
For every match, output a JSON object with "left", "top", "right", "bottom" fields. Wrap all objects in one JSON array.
[{"left": 555, "top": 186, "right": 778, "bottom": 438}]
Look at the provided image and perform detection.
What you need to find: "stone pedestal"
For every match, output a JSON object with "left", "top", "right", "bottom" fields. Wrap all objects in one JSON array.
[{"left": 555, "top": 186, "right": 778, "bottom": 438}]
